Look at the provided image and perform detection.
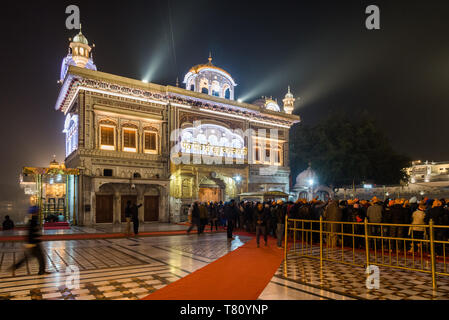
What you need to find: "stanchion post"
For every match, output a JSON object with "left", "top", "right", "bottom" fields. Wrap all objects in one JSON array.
[
  {"left": 319, "top": 216, "right": 323, "bottom": 268},
  {"left": 284, "top": 213, "right": 288, "bottom": 261},
  {"left": 364, "top": 218, "right": 369, "bottom": 268},
  {"left": 430, "top": 219, "right": 437, "bottom": 290}
]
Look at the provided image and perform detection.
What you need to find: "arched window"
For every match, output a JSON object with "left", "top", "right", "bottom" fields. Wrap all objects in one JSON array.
[
  {"left": 224, "top": 88, "right": 230, "bottom": 99},
  {"left": 211, "top": 81, "right": 220, "bottom": 97},
  {"left": 201, "top": 87, "right": 209, "bottom": 94},
  {"left": 99, "top": 125, "right": 116, "bottom": 151}
]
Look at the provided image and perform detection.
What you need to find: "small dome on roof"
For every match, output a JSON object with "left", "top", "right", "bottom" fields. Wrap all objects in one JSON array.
[
  {"left": 295, "top": 165, "right": 318, "bottom": 188},
  {"left": 285, "top": 86, "right": 294, "bottom": 99},
  {"left": 72, "top": 31, "right": 88, "bottom": 45},
  {"left": 252, "top": 97, "right": 281, "bottom": 112},
  {"left": 183, "top": 54, "right": 236, "bottom": 100}
]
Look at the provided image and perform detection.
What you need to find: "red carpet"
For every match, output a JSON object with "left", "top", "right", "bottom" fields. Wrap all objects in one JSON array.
[
  {"left": 142, "top": 234, "right": 284, "bottom": 300},
  {"left": 44, "top": 222, "right": 71, "bottom": 230}
]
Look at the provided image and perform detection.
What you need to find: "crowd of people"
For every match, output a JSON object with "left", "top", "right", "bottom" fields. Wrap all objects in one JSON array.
[
  {"left": 187, "top": 196, "right": 449, "bottom": 254},
  {"left": 187, "top": 199, "right": 288, "bottom": 248}
]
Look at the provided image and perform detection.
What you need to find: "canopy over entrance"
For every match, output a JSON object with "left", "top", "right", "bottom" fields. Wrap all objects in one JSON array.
[{"left": 237, "top": 191, "right": 289, "bottom": 202}]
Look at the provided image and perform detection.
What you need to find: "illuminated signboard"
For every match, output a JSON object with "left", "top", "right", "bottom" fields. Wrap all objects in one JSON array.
[{"left": 180, "top": 124, "right": 247, "bottom": 159}]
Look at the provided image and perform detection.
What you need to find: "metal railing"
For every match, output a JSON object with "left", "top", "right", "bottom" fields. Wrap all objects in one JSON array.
[{"left": 283, "top": 215, "right": 449, "bottom": 289}]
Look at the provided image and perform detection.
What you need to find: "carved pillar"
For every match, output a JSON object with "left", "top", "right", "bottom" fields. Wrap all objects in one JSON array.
[
  {"left": 137, "top": 185, "right": 145, "bottom": 223},
  {"left": 113, "top": 188, "right": 121, "bottom": 224}
]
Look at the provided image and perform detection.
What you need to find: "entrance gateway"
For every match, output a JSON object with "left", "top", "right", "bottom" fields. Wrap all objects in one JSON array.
[{"left": 198, "top": 187, "right": 222, "bottom": 203}]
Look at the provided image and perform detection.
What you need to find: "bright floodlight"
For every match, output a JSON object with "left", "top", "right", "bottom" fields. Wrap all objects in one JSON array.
[
  {"left": 308, "top": 179, "right": 314, "bottom": 186},
  {"left": 237, "top": 99, "right": 243, "bottom": 103},
  {"left": 142, "top": 79, "right": 148, "bottom": 83},
  {"left": 235, "top": 175, "right": 242, "bottom": 182}
]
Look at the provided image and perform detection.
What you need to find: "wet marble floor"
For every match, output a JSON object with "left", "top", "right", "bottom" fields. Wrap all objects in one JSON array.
[{"left": 0, "top": 222, "right": 190, "bottom": 237}]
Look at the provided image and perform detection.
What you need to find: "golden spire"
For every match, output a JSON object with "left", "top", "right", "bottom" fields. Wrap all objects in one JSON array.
[{"left": 208, "top": 52, "right": 212, "bottom": 64}]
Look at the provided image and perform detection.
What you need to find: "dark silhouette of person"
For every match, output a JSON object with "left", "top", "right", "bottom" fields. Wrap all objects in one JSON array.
[
  {"left": 187, "top": 202, "right": 201, "bottom": 234},
  {"left": 2, "top": 215, "right": 14, "bottom": 230},
  {"left": 124, "top": 200, "right": 133, "bottom": 237},
  {"left": 132, "top": 202, "right": 142, "bottom": 236},
  {"left": 225, "top": 200, "right": 239, "bottom": 239},
  {"left": 10, "top": 206, "right": 47, "bottom": 275}
]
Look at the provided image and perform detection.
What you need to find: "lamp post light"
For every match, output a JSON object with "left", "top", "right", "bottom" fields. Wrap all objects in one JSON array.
[{"left": 308, "top": 179, "right": 314, "bottom": 201}]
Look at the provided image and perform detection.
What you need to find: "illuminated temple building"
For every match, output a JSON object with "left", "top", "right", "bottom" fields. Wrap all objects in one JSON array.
[{"left": 53, "top": 28, "right": 300, "bottom": 225}]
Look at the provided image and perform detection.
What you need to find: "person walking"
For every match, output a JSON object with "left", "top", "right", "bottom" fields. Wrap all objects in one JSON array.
[
  {"left": 124, "top": 200, "right": 133, "bottom": 237},
  {"left": 132, "top": 202, "right": 142, "bottom": 237},
  {"left": 9, "top": 206, "right": 47, "bottom": 275},
  {"left": 187, "top": 201, "right": 200, "bottom": 234},
  {"left": 224, "top": 200, "right": 239, "bottom": 239},
  {"left": 198, "top": 202, "right": 208, "bottom": 234},
  {"left": 255, "top": 203, "right": 270, "bottom": 247}
]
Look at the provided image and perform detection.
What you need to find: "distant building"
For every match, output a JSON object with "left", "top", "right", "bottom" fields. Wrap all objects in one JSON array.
[{"left": 331, "top": 160, "right": 449, "bottom": 200}]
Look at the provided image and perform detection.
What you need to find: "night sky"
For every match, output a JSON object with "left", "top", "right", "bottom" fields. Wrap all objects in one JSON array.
[{"left": 1, "top": 0, "right": 448, "bottom": 195}]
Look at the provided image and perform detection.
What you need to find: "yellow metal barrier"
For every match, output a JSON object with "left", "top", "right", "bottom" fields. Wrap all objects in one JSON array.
[{"left": 284, "top": 217, "right": 449, "bottom": 290}]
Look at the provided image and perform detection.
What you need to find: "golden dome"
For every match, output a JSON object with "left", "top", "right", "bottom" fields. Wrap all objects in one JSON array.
[{"left": 188, "top": 55, "right": 234, "bottom": 82}]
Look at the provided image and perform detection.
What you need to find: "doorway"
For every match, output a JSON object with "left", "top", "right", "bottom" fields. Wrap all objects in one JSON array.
[
  {"left": 199, "top": 187, "right": 222, "bottom": 203},
  {"left": 144, "top": 196, "right": 159, "bottom": 221},
  {"left": 96, "top": 195, "right": 113, "bottom": 223}
]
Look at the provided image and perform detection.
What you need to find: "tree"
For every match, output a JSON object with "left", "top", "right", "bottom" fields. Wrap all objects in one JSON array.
[{"left": 289, "top": 113, "right": 410, "bottom": 188}]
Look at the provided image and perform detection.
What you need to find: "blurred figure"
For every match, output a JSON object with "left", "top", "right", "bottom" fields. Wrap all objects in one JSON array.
[
  {"left": 57, "top": 213, "right": 65, "bottom": 222},
  {"left": 132, "top": 202, "right": 143, "bottom": 236},
  {"left": 124, "top": 200, "right": 133, "bottom": 237},
  {"left": 9, "top": 206, "right": 47, "bottom": 275},
  {"left": 2, "top": 215, "right": 14, "bottom": 230},
  {"left": 209, "top": 202, "right": 219, "bottom": 232},
  {"left": 198, "top": 202, "right": 208, "bottom": 234},
  {"left": 187, "top": 201, "right": 200, "bottom": 234},
  {"left": 225, "top": 200, "right": 239, "bottom": 239}
]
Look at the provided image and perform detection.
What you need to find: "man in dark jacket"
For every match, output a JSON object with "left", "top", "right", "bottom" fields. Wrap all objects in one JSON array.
[
  {"left": 10, "top": 206, "right": 46, "bottom": 275},
  {"left": 124, "top": 201, "right": 133, "bottom": 237},
  {"left": 388, "top": 200, "right": 407, "bottom": 250},
  {"left": 132, "top": 202, "right": 143, "bottom": 236},
  {"left": 426, "top": 200, "right": 445, "bottom": 255},
  {"left": 224, "top": 200, "right": 239, "bottom": 239},
  {"left": 255, "top": 202, "right": 270, "bottom": 247}
]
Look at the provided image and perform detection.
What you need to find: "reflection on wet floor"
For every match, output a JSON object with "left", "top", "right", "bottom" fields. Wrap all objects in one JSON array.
[{"left": 0, "top": 223, "right": 190, "bottom": 237}]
